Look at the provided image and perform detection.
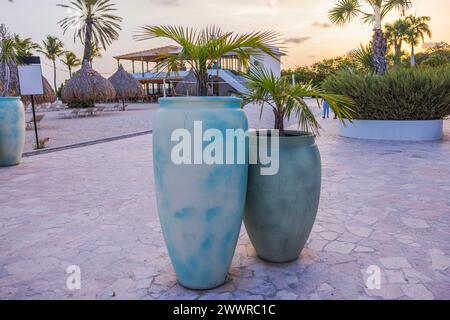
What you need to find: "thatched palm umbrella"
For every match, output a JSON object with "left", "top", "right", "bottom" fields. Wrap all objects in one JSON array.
[
  {"left": 0, "top": 62, "right": 56, "bottom": 104},
  {"left": 109, "top": 65, "right": 145, "bottom": 109},
  {"left": 62, "top": 60, "right": 116, "bottom": 106}
]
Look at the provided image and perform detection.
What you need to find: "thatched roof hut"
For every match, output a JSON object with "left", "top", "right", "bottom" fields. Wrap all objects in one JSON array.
[
  {"left": 0, "top": 62, "right": 56, "bottom": 104},
  {"left": 62, "top": 61, "right": 116, "bottom": 105},
  {"left": 108, "top": 65, "right": 145, "bottom": 101},
  {"left": 173, "top": 69, "right": 199, "bottom": 97}
]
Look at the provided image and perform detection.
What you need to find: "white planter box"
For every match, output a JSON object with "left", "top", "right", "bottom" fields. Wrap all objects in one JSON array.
[{"left": 339, "top": 119, "right": 443, "bottom": 141}]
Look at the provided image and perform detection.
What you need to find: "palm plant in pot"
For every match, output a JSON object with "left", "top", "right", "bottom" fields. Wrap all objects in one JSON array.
[
  {"left": 0, "top": 25, "right": 25, "bottom": 167},
  {"left": 136, "top": 25, "right": 280, "bottom": 289},
  {"left": 241, "top": 66, "right": 354, "bottom": 263}
]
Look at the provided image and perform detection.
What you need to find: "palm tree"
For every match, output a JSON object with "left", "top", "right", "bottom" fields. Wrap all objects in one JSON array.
[
  {"left": 385, "top": 18, "right": 410, "bottom": 66},
  {"left": 405, "top": 15, "right": 432, "bottom": 66},
  {"left": 57, "top": 0, "right": 122, "bottom": 64},
  {"left": 89, "top": 43, "right": 102, "bottom": 67},
  {"left": 351, "top": 43, "right": 375, "bottom": 71},
  {"left": 38, "top": 35, "right": 65, "bottom": 92},
  {"left": 329, "top": 0, "right": 412, "bottom": 75},
  {"left": 0, "top": 37, "right": 18, "bottom": 97},
  {"left": 13, "top": 35, "right": 40, "bottom": 58},
  {"left": 136, "top": 25, "right": 281, "bottom": 96},
  {"left": 241, "top": 66, "right": 354, "bottom": 136},
  {"left": 61, "top": 51, "right": 81, "bottom": 77}
]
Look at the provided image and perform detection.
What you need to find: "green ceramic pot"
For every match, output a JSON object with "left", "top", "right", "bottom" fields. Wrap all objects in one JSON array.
[{"left": 244, "top": 130, "right": 321, "bottom": 263}]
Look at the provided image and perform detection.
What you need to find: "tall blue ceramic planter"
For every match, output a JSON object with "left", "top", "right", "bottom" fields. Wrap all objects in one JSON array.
[
  {"left": 153, "top": 97, "right": 248, "bottom": 290},
  {"left": 0, "top": 97, "right": 25, "bottom": 167}
]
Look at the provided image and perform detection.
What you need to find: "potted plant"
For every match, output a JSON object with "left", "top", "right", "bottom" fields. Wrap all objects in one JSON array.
[
  {"left": 322, "top": 67, "right": 450, "bottom": 141},
  {"left": 241, "top": 66, "right": 354, "bottom": 263},
  {"left": 136, "top": 25, "right": 280, "bottom": 289},
  {"left": 0, "top": 29, "right": 25, "bottom": 167}
]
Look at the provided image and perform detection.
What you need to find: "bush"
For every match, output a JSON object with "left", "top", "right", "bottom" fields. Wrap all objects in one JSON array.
[{"left": 322, "top": 67, "right": 450, "bottom": 120}]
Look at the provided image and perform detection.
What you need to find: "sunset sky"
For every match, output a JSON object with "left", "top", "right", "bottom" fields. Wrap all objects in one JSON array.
[{"left": 1, "top": 0, "right": 449, "bottom": 85}]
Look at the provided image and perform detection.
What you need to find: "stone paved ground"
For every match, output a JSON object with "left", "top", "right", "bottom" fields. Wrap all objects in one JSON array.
[
  {"left": 1, "top": 108, "right": 449, "bottom": 300},
  {"left": 23, "top": 103, "right": 158, "bottom": 152}
]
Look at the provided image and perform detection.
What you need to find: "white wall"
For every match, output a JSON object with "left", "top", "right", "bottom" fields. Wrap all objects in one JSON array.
[{"left": 250, "top": 49, "right": 282, "bottom": 78}]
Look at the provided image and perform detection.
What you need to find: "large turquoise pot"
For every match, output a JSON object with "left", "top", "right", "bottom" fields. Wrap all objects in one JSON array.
[
  {"left": 153, "top": 97, "right": 248, "bottom": 290},
  {"left": 244, "top": 130, "right": 321, "bottom": 263},
  {"left": 0, "top": 97, "right": 25, "bottom": 167}
]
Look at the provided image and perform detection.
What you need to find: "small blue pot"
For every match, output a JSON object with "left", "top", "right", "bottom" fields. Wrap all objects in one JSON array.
[
  {"left": 153, "top": 97, "right": 248, "bottom": 290},
  {"left": 244, "top": 130, "right": 321, "bottom": 263},
  {"left": 0, "top": 97, "right": 25, "bottom": 167}
]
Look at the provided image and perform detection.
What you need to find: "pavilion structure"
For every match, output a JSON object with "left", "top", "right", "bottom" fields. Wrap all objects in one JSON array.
[{"left": 114, "top": 45, "right": 283, "bottom": 97}]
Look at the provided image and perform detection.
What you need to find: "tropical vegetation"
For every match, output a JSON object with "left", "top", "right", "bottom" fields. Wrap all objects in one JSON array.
[
  {"left": 38, "top": 35, "right": 65, "bottom": 92},
  {"left": 322, "top": 66, "right": 450, "bottom": 120},
  {"left": 61, "top": 51, "right": 81, "bottom": 77},
  {"left": 0, "top": 35, "right": 18, "bottom": 97},
  {"left": 57, "top": 0, "right": 123, "bottom": 64},
  {"left": 329, "top": 0, "right": 412, "bottom": 74},
  {"left": 241, "top": 66, "right": 355, "bottom": 136},
  {"left": 282, "top": 49, "right": 375, "bottom": 86},
  {"left": 385, "top": 18, "right": 410, "bottom": 66},
  {"left": 404, "top": 15, "right": 432, "bottom": 66}
]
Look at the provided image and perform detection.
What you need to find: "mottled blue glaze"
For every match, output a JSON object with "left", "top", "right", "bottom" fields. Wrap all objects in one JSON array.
[
  {"left": 0, "top": 97, "right": 25, "bottom": 167},
  {"left": 153, "top": 97, "right": 248, "bottom": 290},
  {"left": 244, "top": 130, "right": 322, "bottom": 263}
]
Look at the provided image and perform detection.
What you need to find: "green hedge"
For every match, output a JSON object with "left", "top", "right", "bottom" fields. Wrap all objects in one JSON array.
[{"left": 322, "top": 67, "right": 450, "bottom": 120}]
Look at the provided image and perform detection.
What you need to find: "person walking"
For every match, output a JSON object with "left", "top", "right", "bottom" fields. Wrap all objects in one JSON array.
[{"left": 322, "top": 99, "right": 330, "bottom": 119}]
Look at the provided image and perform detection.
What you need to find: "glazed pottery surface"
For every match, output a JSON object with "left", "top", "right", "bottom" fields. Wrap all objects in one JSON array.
[
  {"left": 244, "top": 130, "right": 321, "bottom": 263},
  {"left": 153, "top": 97, "right": 248, "bottom": 289},
  {"left": 0, "top": 97, "right": 25, "bottom": 167}
]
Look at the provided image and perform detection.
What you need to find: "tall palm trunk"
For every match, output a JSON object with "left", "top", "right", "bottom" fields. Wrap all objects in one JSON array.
[
  {"left": 274, "top": 110, "right": 285, "bottom": 137},
  {"left": 52, "top": 59, "right": 57, "bottom": 92},
  {"left": 196, "top": 70, "right": 209, "bottom": 96},
  {"left": 1, "top": 62, "right": 10, "bottom": 97},
  {"left": 68, "top": 66, "right": 72, "bottom": 78},
  {"left": 410, "top": 46, "right": 415, "bottom": 66},
  {"left": 83, "top": 17, "right": 93, "bottom": 64},
  {"left": 394, "top": 42, "right": 402, "bottom": 66},
  {"left": 372, "top": 28, "right": 388, "bottom": 75}
]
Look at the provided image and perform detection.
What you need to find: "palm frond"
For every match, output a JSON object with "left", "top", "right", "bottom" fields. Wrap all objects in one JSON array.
[
  {"left": 381, "top": 0, "right": 412, "bottom": 18},
  {"left": 241, "top": 65, "right": 355, "bottom": 135},
  {"left": 329, "top": 0, "right": 362, "bottom": 27}
]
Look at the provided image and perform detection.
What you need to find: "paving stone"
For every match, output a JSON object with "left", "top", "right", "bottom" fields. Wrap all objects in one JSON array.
[
  {"left": 380, "top": 257, "right": 412, "bottom": 269},
  {"left": 324, "top": 241, "right": 355, "bottom": 254},
  {"left": 346, "top": 226, "right": 373, "bottom": 238},
  {"left": 365, "top": 284, "right": 404, "bottom": 300},
  {"left": 320, "top": 231, "right": 339, "bottom": 241},
  {"left": 401, "top": 284, "right": 434, "bottom": 300},
  {"left": 400, "top": 218, "right": 430, "bottom": 229},
  {"left": 429, "top": 248, "right": 450, "bottom": 271},
  {"left": 354, "top": 246, "right": 375, "bottom": 253},
  {"left": 275, "top": 290, "right": 298, "bottom": 300}
]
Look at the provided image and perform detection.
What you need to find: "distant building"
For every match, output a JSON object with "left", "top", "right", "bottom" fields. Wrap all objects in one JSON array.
[{"left": 113, "top": 46, "right": 284, "bottom": 97}]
